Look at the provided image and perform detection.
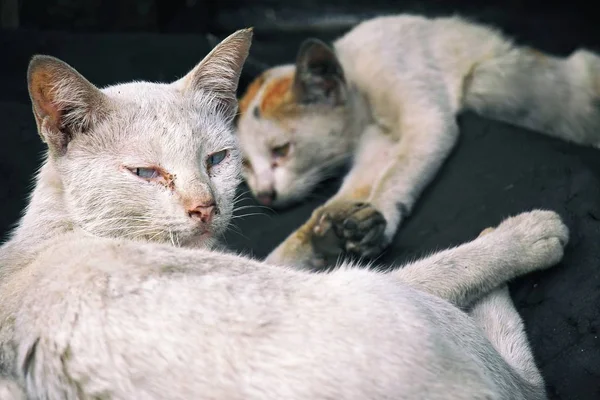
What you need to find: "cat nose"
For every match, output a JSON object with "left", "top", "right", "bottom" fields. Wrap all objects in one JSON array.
[
  {"left": 187, "top": 201, "right": 217, "bottom": 224},
  {"left": 256, "top": 190, "right": 276, "bottom": 206}
]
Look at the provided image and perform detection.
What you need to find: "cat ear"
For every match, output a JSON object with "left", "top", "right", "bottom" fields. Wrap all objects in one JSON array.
[
  {"left": 293, "top": 38, "right": 346, "bottom": 106},
  {"left": 27, "top": 55, "right": 110, "bottom": 156},
  {"left": 175, "top": 28, "right": 253, "bottom": 119}
]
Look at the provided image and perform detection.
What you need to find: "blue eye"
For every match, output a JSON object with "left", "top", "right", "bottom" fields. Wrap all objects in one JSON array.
[
  {"left": 207, "top": 150, "right": 228, "bottom": 168},
  {"left": 133, "top": 167, "right": 160, "bottom": 179}
]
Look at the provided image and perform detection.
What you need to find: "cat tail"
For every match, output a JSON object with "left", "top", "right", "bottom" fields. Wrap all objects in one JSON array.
[{"left": 462, "top": 45, "right": 600, "bottom": 148}]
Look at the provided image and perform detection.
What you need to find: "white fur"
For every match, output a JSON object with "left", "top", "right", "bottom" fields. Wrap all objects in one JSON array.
[{"left": 0, "top": 27, "right": 571, "bottom": 399}]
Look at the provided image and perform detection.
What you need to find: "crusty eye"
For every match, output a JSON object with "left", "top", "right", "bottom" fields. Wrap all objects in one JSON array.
[
  {"left": 125, "top": 166, "right": 173, "bottom": 188},
  {"left": 131, "top": 167, "right": 160, "bottom": 179},
  {"left": 272, "top": 142, "right": 291, "bottom": 159}
]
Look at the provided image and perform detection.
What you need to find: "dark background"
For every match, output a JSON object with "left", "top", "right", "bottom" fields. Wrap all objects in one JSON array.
[{"left": 1, "top": 1, "right": 600, "bottom": 399}]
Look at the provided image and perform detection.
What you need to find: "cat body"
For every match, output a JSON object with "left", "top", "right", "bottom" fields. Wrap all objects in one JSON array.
[
  {"left": 0, "top": 27, "right": 570, "bottom": 399},
  {"left": 1, "top": 215, "right": 566, "bottom": 400},
  {"left": 236, "top": 14, "right": 600, "bottom": 269}
]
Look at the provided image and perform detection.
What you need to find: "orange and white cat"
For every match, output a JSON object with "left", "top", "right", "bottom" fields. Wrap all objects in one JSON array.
[{"left": 236, "top": 14, "right": 600, "bottom": 270}]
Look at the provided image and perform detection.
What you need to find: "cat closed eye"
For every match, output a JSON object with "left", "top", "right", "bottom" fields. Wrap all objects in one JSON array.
[
  {"left": 272, "top": 143, "right": 291, "bottom": 159},
  {"left": 207, "top": 150, "right": 228, "bottom": 168},
  {"left": 131, "top": 167, "right": 160, "bottom": 180},
  {"left": 242, "top": 158, "right": 252, "bottom": 170}
]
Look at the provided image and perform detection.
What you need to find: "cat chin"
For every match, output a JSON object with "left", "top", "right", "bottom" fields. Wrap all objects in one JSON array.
[
  {"left": 267, "top": 183, "right": 321, "bottom": 209},
  {"left": 178, "top": 230, "right": 219, "bottom": 250},
  {"left": 265, "top": 196, "right": 305, "bottom": 210},
  {"left": 245, "top": 182, "right": 315, "bottom": 210}
]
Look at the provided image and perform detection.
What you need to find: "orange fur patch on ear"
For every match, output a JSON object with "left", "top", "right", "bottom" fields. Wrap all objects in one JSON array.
[
  {"left": 29, "top": 69, "right": 63, "bottom": 128},
  {"left": 527, "top": 48, "right": 548, "bottom": 64},
  {"left": 259, "top": 74, "right": 298, "bottom": 119},
  {"left": 238, "top": 74, "right": 266, "bottom": 115}
]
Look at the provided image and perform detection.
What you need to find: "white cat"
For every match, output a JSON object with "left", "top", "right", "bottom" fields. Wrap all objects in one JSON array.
[
  {"left": 0, "top": 27, "right": 570, "bottom": 399},
  {"left": 235, "top": 14, "right": 600, "bottom": 270}
]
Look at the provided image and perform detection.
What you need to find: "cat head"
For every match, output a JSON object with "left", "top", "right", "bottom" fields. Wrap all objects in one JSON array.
[
  {"left": 235, "top": 39, "right": 358, "bottom": 208},
  {"left": 27, "top": 29, "right": 253, "bottom": 249}
]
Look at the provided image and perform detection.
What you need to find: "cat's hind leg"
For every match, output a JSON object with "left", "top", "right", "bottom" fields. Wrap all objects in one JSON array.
[
  {"left": 469, "top": 225, "right": 544, "bottom": 391},
  {"left": 464, "top": 45, "right": 600, "bottom": 147},
  {"left": 468, "top": 285, "right": 547, "bottom": 398}
]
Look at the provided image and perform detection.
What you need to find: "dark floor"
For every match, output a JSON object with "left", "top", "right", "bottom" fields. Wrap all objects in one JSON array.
[{"left": 1, "top": 1, "right": 600, "bottom": 399}]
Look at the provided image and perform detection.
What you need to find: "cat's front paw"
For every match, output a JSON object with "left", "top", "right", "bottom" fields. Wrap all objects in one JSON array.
[
  {"left": 486, "top": 210, "right": 569, "bottom": 273},
  {"left": 310, "top": 201, "right": 390, "bottom": 263}
]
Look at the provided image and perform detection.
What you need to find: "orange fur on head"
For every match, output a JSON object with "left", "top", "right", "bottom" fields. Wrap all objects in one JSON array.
[
  {"left": 238, "top": 73, "right": 266, "bottom": 115},
  {"left": 259, "top": 74, "right": 297, "bottom": 119},
  {"left": 238, "top": 72, "right": 299, "bottom": 120}
]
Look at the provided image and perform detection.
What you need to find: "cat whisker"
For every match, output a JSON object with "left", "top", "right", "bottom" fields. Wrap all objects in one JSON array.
[
  {"left": 224, "top": 224, "right": 250, "bottom": 241},
  {"left": 232, "top": 201, "right": 254, "bottom": 210},
  {"left": 232, "top": 196, "right": 255, "bottom": 207},
  {"left": 95, "top": 224, "right": 158, "bottom": 234},
  {"left": 82, "top": 211, "right": 157, "bottom": 220},
  {"left": 148, "top": 229, "right": 169, "bottom": 242},
  {"left": 251, "top": 205, "right": 276, "bottom": 213},
  {"left": 232, "top": 204, "right": 274, "bottom": 214},
  {"left": 230, "top": 212, "right": 271, "bottom": 220},
  {"left": 122, "top": 224, "right": 168, "bottom": 238},
  {"left": 233, "top": 189, "right": 252, "bottom": 202},
  {"left": 131, "top": 229, "right": 167, "bottom": 241}
]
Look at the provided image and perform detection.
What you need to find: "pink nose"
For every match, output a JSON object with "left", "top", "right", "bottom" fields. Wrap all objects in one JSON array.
[{"left": 187, "top": 202, "right": 217, "bottom": 224}]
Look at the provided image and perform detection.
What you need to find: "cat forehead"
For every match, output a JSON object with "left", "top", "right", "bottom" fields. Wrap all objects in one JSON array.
[
  {"left": 103, "top": 81, "right": 214, "bottom": 113},
  {"left": 105, "top": 82, "right": 230, "bottom": 125},
  {"left": 238, "top": 65, "right": 303, "bottom": 122},
  {"left": 96, "top": 81, "right": 235, "bottom": 149}
]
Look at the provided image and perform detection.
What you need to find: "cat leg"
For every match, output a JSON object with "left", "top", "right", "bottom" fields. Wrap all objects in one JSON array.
[
  {"left": 468, "top": 226, "right": 545, "bottom": 393},
  {"left": 468, "top": 286, "right": 546, "bottom": 397},
  {"left": 265, "top": 124, "right": 391, "bottom": 268},
  {"left": 310, "top": 102, "right": 461, "bottom": 265},
  {"left": 393, "top": 209, "right": 568, "bottom": 308},
  {"left": 267, "top": 101, "right": 459, "bottom": 270},
  {"left": 266, "top": 124, "right": 399, "bottom": 268}
]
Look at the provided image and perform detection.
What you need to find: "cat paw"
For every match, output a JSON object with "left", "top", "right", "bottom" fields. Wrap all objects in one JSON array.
[
  {"left": 310, "top": 201, "right": 389, "bottom": 263},
  {"left": 488, "top": 210, "right": 569, "bottom": 273}
]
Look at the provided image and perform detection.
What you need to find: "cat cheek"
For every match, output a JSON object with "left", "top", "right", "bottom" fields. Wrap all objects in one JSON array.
[{"left": 208, "top": 160, "right": 229, "bottom": 177}]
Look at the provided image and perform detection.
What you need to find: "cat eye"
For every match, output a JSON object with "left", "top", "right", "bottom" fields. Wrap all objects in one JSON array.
[
  {"left": 242, "top": 158, "right": 252, "bottom": 170},
  {"left": 207, "top": 150, "right": 228, "bottom": 168},
  {"left": 272, "top": 142, "right": 291, "bottom": 159},
  {"left": 132, "top": 167, "right": 160, "bottom": 179},
  {"left": 125, "top": 166, "right": 172, "bottom": 187}
]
